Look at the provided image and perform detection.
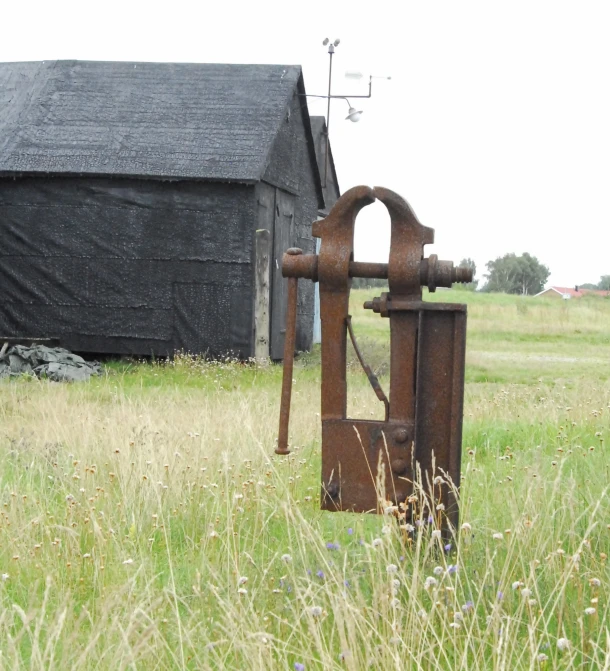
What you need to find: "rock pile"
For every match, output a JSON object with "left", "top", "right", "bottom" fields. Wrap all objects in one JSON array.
[{"left": 0, "top": 344, "right": 101, "bottom": 382}]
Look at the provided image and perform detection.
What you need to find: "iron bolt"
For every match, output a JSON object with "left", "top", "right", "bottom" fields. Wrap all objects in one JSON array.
[
  {"left": 394, "top": 427, "right": 409, "bottom": 443},
  {"left": 391, "top": 458, "right": 409, "bottom": 475},
  {"left": 326, "top": 481, "right": 339, "bottom": 498}
]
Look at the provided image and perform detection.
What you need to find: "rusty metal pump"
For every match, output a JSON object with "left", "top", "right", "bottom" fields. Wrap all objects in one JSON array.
[{"left": 276, "top": 186, "right": 472, "bottom": 530}]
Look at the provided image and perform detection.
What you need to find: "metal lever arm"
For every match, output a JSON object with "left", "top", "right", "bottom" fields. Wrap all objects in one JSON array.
[{"left": 276, "top": 248, "right": 302, "bottom": 455}]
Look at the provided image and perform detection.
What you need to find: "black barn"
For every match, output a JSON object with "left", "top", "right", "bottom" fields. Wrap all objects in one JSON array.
[{"left": 0, "top": 60, "right": 334, "bottom": 359}]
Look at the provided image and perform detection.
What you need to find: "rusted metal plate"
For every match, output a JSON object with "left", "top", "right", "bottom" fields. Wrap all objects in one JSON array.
[{"left": 321, "top": 419, "right": 414, "bottom": 512}]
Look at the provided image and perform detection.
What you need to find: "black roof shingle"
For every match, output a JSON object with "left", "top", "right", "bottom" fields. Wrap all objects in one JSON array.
[{"left": 0, "top": 60, "right": 304, "bottom": 182}]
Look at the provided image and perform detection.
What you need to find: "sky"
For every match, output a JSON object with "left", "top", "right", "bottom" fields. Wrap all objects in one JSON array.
[{"left": 2, "top": 0, "right": 609, "bottom": 288}]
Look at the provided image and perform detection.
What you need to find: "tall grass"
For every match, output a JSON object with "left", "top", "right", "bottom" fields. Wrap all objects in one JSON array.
[{"left": 0, "top": 291, "right": 609, "bottom": 669}]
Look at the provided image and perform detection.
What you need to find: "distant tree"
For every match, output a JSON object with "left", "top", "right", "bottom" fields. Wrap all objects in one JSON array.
[
  {"left": 579, "top": 283, "right": 598, "bottom": 290},
  {"left": 483, "top": 253, "right": 550, "bottom": 295},
  {"left": 458, "top": 257, "right": 478, "bottom": 291},
  {"left": 598, "top": 275, "right": 610, "bottom": 291}
]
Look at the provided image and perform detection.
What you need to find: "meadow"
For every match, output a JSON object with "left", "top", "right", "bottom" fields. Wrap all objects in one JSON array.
[{"left": 0, "top": 288, "right": 609, "bottom": 670}]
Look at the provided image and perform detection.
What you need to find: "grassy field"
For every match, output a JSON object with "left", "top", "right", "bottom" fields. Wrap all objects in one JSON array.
[{"left": 1, "top": 288, "right": 609, "bottom": 670}]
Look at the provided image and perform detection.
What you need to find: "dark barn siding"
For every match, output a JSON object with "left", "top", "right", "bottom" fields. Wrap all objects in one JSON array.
[
  {"left": 0, "top": 176, "right": 254, "bottom": 357},
  {"left": 263, "top": 94, "right": 319, "bottom": 353}
]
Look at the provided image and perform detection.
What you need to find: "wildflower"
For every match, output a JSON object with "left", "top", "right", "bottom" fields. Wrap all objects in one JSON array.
[
  {"left": 492, "top": 532, "right": 503, "bottom": 540},
  {"left": 449, "top": 622, "right": 461, "bottom": 629},
  {"left": 326, "top": 542, "right": 340, "bottom": 551},
  {"left": 389, "top": 597, "right": 400, "bottom": 608},
  {"left": 372, "top": 538, "right": 383, "bottom": 548},
  {"left": 391, "top": 579, "right": 400, "bottom": 590},
  {"left": 347, "top": 528, "right": 353, "bottom": 535},
  {"left": 434, "top": 476, "right": 443, "bottom": 485},
  {"left": 418, "top": 609, "right": 427, "bottom": 620},
  {"left": 237, "top": 587, "right": 247, "bottom": 595},
  {"left": 386, "top": 564, "right": 398, "bottom": 574},
  {"left": 384, "top": 505, "right": 398, "bottom": 515},
  {"left": 309, "top": 606, "right": 323, "bottom": 617},
  {"left": 521, "top": 588, "right": 532, "bottom": 598},
  {"left": 316, "top": 570, "right": 325, "bottom": 580},
  {"left": 1, "top": 573, "right": 8, "bottom": 581},
  {"left": 209, "top": 530, "right": 219, "bottom": 538},
  {"left": 584, "top": 607, "right": 596, "bottom": 615},
  {"left": 444, "top": 543, "right": 452, "bottom": 553},
  {"left": 433, "top": 566, "right": 444, "bottom": 576},
  {"left": 424, "top": 576, "right": 438, "bottom": 590},
  {"left": 122, "top": 558, "right": 134, "bottom": 565},
  {"left": 401, "top": 523, "right": 415, "bottom": 533},
  {"left": 447, "top": 564, "right": 458, "bottom": 575},
  {"left": 238, "top": 576, "right": 248, "bottom": 585},
  {"left": 436, "top": 503, "right": 445, "bottom": 511},
  {"left": 281, "top": 554, "right": 292, "bottom": 563},
  {"left": 294, "top": 664, "right": 305, "bottom": 671},
  {"left": 381, "top": 524, "right": 392, "bottom": 535},
  {"left": 537, "top": 653, "right": 548, "bottom": 662},
  {"left": 589, "top": 578, "right": 601, "bottom": 587},
  {"left": 461, "top": 522, "right": 472, "bottom": 532},
  {"left": 497, "top": 591, "right": 504, "bottom": 601},
  {"left": 462, "top": 601, "right": 474, "bottom": 612},
  {"left": 454, "top": 611, "right": 464, "bottom": 622},
  {"left": 82, "top": 553, "right": 91, "bottom": 559},
  {"left": 557, "top": 638, "right": 570, "bottom": 652},
  {"left": 431, "top": 530, "right": 442, "bottom": 540},
  {"left": 512, "top": 581, "right": 524, "bottom": 590}
]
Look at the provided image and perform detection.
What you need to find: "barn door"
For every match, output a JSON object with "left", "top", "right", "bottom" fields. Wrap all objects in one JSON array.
[{"left": 270, "top": 189, "right": 295, "bottom": 359}]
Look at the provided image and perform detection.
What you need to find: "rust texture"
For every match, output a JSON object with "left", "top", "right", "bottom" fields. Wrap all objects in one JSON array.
[{"left": 277, "top": 186, "right": 472, "bottom": 530}]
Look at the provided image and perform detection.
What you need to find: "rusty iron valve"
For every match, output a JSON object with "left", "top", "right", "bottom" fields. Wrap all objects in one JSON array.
[{"left": 276, "top": 186, "right": 472, "bottom": 530}]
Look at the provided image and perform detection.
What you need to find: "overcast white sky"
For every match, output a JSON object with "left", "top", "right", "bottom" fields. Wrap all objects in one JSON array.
[{"left": 2, "top": 0, "right": 609, "bottom": 288}]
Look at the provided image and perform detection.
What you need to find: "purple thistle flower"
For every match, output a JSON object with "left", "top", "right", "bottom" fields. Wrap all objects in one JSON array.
[
  {"left": 347, "top": 528, "right": 353, "bottom": 535},
  {"left": 427, "top": 515, "right": 434, "bottom": 524},
  {"left": 444, "top": 543, "right": 452, "bottom": 553},
  {"left": 497, "top": 591, "right": 504, "bottom": 601},
  {"left": 399, "top": 555, "right": 405, "bottom": 562},
  {"left": 344, "top": 579, "right": 350, "bottom": 588},
  {"left": 295, "top": 664, "right": 305, "bottom": 671},
  {"left": 306, "top": 569, "right": 312, "bottom": 576},
  {"left": 316, "top": 570, "right": 325, "bottom": 580},
  {"left": 447, "top": 564, "right": 458, "bottom": 575},
  {"left": 462, "top": 600, "right": 474, "bottom": 611},
  {"left": 326, "top": 542, "right": 340, "bottom": 551}
]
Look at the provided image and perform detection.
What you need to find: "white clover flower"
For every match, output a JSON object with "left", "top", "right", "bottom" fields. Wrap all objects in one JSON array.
[
  {"left": 392, "top": 579, "right": 401, "bottom": 590},
  {"left": 381, "top": 524, "right": 392, "bottom": 535},
  {"left": 436, "top": 503, "right": 445, "bottom": 511},
  {"left": 1, "top": 573, "right": 8, "bottom": 581},
  {"left": 589, "top": 578, "right": 601, "bottom": 587},
  {"left": 209, "top": 530, "right": 219, "bottom": 538},
  {"left": 372, "top": 538, "right": 383, "bottom": 548},
  {"left": 424, "top": 576, "right": 438, "bottom": 590},
  {"left": 309, "top": 606, "right": 323, "bottom": 617},
  {"left": 401, "top": 523, "right": 415, "bottom": 533},
  {"left": 492, "top": 532, "right": 503, "bottom": 540},
  {"left": 386, "top": 564, "right": 398, "bottom": 574},
  {"left": 281, "top": 554, "right": 292, "bottom": 563},
  {"left": 557, "top": 637, "right": 570, "bottom": 652},
  {"left": 584, "top": 607, "right": 596, "bottom": 615},
  {"left": 384, "top": 506, "right": 398, "bottom": 515},
  {"left": 122, "top": 558, "right": 134, "bottom": 565},
  {"left": 449, "top": 622, "right": 461, "bottom": 629},
  {"left": 537, "top": 653, "right": 548, "bottom": 662},
  {"left": 461, "top": 522, "right": 472, "bottom": 532},
  {"left": 237, "top": 587, "right": 248, "bottom": 595},
  {"left": 82, "top": 553, "right": 91, "bottom": 559},
  {"left": 389, "top": 597, "right": 400, "bottom": 608},
  {"left": 521, "top": 588, "right": 532, "bottom": 598},
  {"left": 418, "top": 609, "right": 427, "bottom": 620},
  {"left": 238, "top": 576, "right": 248, "bottom": 586},
  {"left": 454, "top": 612, "right": 463, "bottom": 622},
  {"left": 431, "top": 530, "right": 442, "bottom": 540},
  {"left": 434, "top": 476, "right": 443, "bottom": 485},
  {"left": 512, "top": 581, "right": 524, "bottom": 590},
  {"left": 433, "top": 566, "right": 444, "bottom": 576}
]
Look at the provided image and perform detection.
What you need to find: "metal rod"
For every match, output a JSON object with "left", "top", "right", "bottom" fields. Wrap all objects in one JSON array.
[
  {"left": 276, "top": 275, "right": 299, "bottom": 455},
  {"left": 324, "top": 49, "right": 333, "bottom": 186}
]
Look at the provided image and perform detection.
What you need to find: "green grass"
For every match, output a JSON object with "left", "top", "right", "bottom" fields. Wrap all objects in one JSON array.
[{"left": 0, "top": 289, "right": 609, "bottom": 669}]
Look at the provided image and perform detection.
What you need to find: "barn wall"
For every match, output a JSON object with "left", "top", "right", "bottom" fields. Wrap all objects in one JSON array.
[
  {"left": 263, "top": 93, "right": 319, "bottom": 353},
  {"left": 0, "top": 176, "right": 255, "bottom": 357}
]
